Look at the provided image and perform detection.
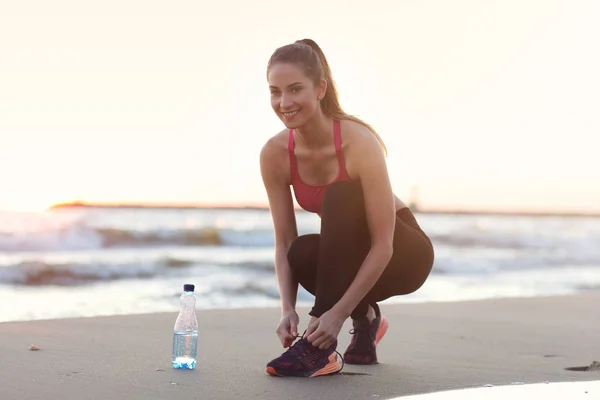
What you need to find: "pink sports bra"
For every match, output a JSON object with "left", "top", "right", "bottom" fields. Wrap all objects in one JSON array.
[{"left": 288, "top": 119, "right": 352, "bottom": 217}]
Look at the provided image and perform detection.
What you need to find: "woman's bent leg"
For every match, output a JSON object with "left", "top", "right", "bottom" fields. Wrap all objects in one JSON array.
[
  {"left": 310, "top": 181, "right": 373, "bottom": 319},
  {"left": 287, "top": 181, "right": 435, "bottom": 320}
]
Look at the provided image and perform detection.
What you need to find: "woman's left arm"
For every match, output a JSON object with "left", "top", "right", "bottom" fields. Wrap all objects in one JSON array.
[{"left": 330, "top": 126, "right": 396, "bottom": 319}]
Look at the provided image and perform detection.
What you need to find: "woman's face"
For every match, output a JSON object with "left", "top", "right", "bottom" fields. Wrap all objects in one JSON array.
[{"left": 267, "top": 62, "right": 324, "bottom": 129}]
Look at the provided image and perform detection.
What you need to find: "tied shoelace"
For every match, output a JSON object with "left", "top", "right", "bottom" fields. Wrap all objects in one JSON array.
[
  {"left": 288, "top": 331, "right": 345, "bottom": 370},
  {"left": 349, "top": 315, "right": 378, "bottom": 341},
  {"left": 348, "top": 326, "right": 376, "bottom": 340},
  {"left": 347, "top": 320, "right": 378, "bottom": 352}
]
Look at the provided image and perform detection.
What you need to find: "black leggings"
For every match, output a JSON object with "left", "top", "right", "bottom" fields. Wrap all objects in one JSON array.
[{"left": 287, "top": 181, "right": 435, "bottom": 320}]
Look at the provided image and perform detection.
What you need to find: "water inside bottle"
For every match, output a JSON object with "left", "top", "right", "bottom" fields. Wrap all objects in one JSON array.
[{"left": 172, "top": 330, "right": 198, "bottom": 369}]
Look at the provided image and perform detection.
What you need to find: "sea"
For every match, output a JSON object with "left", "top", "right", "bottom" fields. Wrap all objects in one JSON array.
[{"left": 0, "top": 207, "right": 599, "bottom": 323}]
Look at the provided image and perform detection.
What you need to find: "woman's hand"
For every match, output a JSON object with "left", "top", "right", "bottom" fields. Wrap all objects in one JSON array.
[
  {"left": 305, "top": 310, "right": 346, "bottom": 350},
  {"left": 276, "top": 310, "right": 300, "bottom": 348}
]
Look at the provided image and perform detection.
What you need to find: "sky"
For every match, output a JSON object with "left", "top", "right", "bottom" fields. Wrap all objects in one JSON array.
[{"left": 1, "top": 0, "right": 599, "bottom": 213}]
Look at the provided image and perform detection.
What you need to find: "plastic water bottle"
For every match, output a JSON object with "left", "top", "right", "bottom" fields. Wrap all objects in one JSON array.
[{"left": 172, "top": 283, "right": 198, "bottom": 369}]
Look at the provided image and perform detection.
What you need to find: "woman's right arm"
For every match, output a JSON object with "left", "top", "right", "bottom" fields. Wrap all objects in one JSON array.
[{"left": 260, "top": 139, "right": 299, "bottom": 314}]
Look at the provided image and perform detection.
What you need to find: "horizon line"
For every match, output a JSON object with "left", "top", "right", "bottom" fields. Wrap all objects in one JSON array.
[{"left": 47, "top": 201, "right": 600, "bottom": 218}]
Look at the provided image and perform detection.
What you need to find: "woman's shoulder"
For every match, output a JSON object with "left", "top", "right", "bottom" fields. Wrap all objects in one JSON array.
[
  {"left": 260, "top": 128, "right": 291, "bottom": 178},
  {"left": 261, "top": 128, "right": 289, "bottom": 156},
  {"left": 339, "top": 119, "right": 382, "bottom": 149},
  {"left": 260, "top": 129, "right": 293, "bottom": 186}
]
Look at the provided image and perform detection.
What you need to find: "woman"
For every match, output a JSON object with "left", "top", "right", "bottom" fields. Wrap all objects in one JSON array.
[{"left": 260, "top": 39, "right": 435, "bottom": 378}]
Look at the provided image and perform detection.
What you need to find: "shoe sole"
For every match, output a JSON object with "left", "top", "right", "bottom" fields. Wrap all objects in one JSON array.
[
  {"left": 266, "top": 352, "right": 343, "bottom": 378},
  {"left": 376, "top": 316, "right": 389, "bottom": 344}
]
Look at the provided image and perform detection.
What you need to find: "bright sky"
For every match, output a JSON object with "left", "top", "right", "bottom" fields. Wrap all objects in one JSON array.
[{"left": 1, "top": 0, "right": 599, "bottom": 213}]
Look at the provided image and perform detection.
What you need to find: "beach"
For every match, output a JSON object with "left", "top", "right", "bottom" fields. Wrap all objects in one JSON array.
[
  {"left": 1, "top": 207, "right": 599, "bottom": 398},
  {"left": 1, "top": 292, "right": 598, "bottom": 399}
]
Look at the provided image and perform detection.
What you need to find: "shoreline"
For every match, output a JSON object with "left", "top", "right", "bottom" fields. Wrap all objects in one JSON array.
[
  {"left": 2, "top": 290, "right": 599, "bottom": 325},
  {"left": 1, "top": 292, "right": 598, "bottom": 399}
]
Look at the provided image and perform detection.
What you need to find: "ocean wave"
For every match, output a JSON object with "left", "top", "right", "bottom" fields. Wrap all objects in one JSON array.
[
  {"left": 0, "top": 257, "right": 275, "bottom": 286},
  {"left": 430, "top": 232, "right": 554, "bottom": 249},
  {"left": 11, "top": 249, "right": 598, "bottom": 287},
  {"left": 2, "top": 210, "right": 598, "bottom": 258},
  {"left": 219, "top": 281, "right": 282, "bottom": 299},
  {"left": 1, "top": 240, "right": 599, "bottom": 287},
  {"left": 2, "top": 223, "right": 596, "bottom": 255},
  {"left": 0, "top": 225, "right": 275, "bottom": 252}
]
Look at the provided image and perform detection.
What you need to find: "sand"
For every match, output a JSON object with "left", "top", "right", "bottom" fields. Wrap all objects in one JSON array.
[
  {"left": 397, "top": 380, "right": 600, "bottom": 399},
  {"left": 1, "top": 293, "right": 599, "bottom": 400}
]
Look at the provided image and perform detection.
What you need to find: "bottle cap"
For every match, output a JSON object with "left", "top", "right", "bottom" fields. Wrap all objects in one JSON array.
[{"left": 183, "top": 284, "right": 195, "bottom": 292}]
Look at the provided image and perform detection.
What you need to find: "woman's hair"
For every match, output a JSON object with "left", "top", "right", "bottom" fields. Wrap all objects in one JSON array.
[{"left": 267, "top": 39, "right": 387, "bottom": 156}]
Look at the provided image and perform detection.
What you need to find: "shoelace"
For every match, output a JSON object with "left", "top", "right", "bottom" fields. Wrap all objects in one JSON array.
[
  {"left": 349, "top": 315, "right": 378, "bottom": 339},
  {"left": 347, "top": 320, "right": 378, "bottom": 352},
  {"left": 288, "top": 331, "right": 345, "bottom": 371},
  {"left": 348, "top": 326, "right": 375, "bottom": 339}
]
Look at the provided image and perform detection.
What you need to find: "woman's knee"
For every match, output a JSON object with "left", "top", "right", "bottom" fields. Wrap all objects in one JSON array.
[
  {"left": 287, "top": 234, "right": 319, "bottom": 294},
  {"left": 391, "top": 251, "right": 435, "bottom": 296},
  {"left": 287, "top": 234, "right": 319, "bottom": 272}
]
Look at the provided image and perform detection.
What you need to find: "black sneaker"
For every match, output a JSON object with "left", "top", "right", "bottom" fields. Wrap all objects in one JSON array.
[
  {"left": 266, "top": 332, "right": 344, "bottom": 377},
  {"left": 343, "top": 303, "right": 389, "bottom": 365}
]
